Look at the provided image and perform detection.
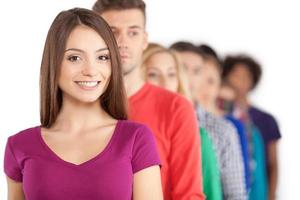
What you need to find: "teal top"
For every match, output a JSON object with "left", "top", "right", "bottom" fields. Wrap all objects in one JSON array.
[
  {"left": 200, "top": 128, "right": 223, "bottom": 200},
  {"left": 249, "top": 126, "right": 268, "bottom": 200}
]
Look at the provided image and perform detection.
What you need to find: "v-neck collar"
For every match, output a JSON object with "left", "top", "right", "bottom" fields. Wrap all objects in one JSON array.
[{"left": 37, "top": 120, "right": 121, "bottom": 167}]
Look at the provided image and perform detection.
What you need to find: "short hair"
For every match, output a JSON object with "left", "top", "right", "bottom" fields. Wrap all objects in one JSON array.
[
  {"left": 222, "top": 54, "right": 262, "bottom": 89},
  {"left": 40, "top": 8, "right": 127, "bottom": 127},
  {"left": 170, "top": 41, "right": 203, "bottom": 56},
  {"left": 142, "top": 42, "right": 192, "bottom": 100},
  {"left": 198, "top": 44, "right": 222, "bottom": 74},
  {"left": 92, "top": 0, "right": 146, "bottom": 19}
]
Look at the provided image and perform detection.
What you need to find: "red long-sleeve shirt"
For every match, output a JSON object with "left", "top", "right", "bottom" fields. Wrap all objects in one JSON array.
[{"left": 129, "top": 83, "right": 205, "bottom": 200}]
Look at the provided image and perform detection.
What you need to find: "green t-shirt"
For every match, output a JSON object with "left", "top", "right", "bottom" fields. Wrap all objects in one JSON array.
[{"left": 200, "top": 127, "right": 223, "bottom": 200}]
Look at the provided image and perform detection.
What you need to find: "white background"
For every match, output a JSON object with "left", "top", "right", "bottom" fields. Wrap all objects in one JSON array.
[{"left": 0, "top": 0, "right": 299, "bottom": 198}]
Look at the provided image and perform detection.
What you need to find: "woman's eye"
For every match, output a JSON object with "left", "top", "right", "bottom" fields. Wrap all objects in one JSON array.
[
  {"left": 147, "top": 72, "right": 158, "bottom": 78},
  {"left": 98, "top": 55, "right": 110, "bottom": 61},
  {"left": 67, "top": 55, "right": 81, "bottom": 62},
  {"left": 168, "top": 73, "right": 177, "bottom": 77}
]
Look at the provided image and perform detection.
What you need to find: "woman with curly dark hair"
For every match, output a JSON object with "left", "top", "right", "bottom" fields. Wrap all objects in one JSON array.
[{"left": 223, "top": 54, "right": 281, "bottom": 200}]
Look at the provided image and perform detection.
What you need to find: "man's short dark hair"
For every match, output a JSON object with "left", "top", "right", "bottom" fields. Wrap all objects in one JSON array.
[
  {"left": 198, "top": 44, "right": 222, "bottom": 74},
  {"left": 222, "top": 54, "right": 262, "bottom": 89},
  {"left": 170, "top": 41, "right": 203, "bottom": 56},
  {"left": 92, "top": 0, "right": 146, "bottom": 18}
]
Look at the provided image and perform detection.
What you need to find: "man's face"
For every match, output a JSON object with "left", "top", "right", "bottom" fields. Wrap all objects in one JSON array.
[
  {"left": 101, "top": 9, "right": 148, "bottom": 76},
  {"left": 177, "top": 51, "right": 204, "bottom": 102},
  {"left": 197, "top": 60, "right": 221, "bottom": 106}
]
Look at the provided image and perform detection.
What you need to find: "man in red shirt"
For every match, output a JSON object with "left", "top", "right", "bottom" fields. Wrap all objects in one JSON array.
[{"left": 93, "top": 1, "right": 205, "bottom": 199}]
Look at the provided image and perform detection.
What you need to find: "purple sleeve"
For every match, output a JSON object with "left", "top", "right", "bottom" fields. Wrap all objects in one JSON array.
[
  {"left": 4, "top": 137, "right": 23, "bottom": 182},
  {"left": 268, "top": 115, "right": 281, "bottom": 141},
  {"left": 131, "top": 125, "right": 161, "bottom": 174}
]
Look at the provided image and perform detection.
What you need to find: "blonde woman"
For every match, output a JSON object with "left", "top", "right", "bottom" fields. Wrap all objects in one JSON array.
[{"left": 142, "top": 43, "right": 191, "bottom": 100}]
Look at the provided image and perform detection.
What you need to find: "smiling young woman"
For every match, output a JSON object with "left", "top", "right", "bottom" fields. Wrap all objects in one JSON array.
[{"left": 4, "top": 8, "right": 162, "bottom": 200}]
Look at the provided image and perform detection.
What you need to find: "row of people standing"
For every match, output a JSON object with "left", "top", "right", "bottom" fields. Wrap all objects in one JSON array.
[
  {"left": 142, "top": 41, "right": 281, "bottom": 200},
  {"left": 4, "top": 0, "right": 281, "bottom": 199}
]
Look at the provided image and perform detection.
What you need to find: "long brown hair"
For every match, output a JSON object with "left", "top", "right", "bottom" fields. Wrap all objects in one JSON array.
[{"left": 40, "top": 8, "right": 127, "bottom": 128}]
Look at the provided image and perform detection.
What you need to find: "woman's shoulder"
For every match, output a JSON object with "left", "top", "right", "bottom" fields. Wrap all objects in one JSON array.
[
  {"left": 118, "top": 120, "right": 151, "bottom": 133},
  {"left": 7, "top": 126, "right": 40, "bottom": 146},
  {"left": 249, "top": 106, "right": 276, "bottom": 120},
  {"left": 117, "top": 120, "right": 155, "bottom": 142}
]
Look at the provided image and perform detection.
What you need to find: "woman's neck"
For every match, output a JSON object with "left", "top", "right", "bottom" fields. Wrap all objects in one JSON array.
[
  {"left": 235, "top": 95, "right": 250, "bottom": 110},
  {"left": 51, "top": 98, "right": 115, "bottom": 134}
]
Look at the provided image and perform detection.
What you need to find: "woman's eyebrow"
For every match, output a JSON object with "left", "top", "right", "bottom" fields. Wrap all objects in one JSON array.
[
  {"left": 64, "top": 47, "right": 109, "bottom": 53},
  {"left": 96, "top": 47, "right": 109, "bottom": 52},
  {"left": 64, "top": 48, "right": 84, "bottom": 53}
]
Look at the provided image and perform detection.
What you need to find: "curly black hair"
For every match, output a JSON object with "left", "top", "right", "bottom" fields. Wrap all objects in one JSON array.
[{"left": 222, "top": 55, "right": 262, "bottom": 89}]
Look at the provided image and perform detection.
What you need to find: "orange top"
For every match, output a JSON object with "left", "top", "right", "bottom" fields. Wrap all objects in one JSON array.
[{"left": 129, "top": 83, "right": 205, "bottom": 200}]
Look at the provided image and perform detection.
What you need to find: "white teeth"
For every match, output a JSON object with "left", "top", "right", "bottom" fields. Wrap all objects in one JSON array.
[{"left": 76, "top": 81, "right": 98, "bottom": 87}]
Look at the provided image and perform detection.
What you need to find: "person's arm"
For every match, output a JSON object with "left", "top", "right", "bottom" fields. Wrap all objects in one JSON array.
[
  {"left": 5, "top": 137, "right": 25, "bottom": 200},
  {"left": 268, "top": 141, "right": 279, "bottom": 200},
  {"left": 168, "top": 98, "right": 205, "bottom": 199},
  {"left": 133, "top": 166, "right": 163, "bottom": 200},
  {"left": 131, "top": 125, "right": 163, "bottom": 199},
  {"left": 6, "top": 176, "right": 25, "bottom": 200}
]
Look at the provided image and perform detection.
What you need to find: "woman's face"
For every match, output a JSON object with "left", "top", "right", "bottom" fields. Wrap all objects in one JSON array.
[
  {"left": 59, "top": 25, "right": 111, "bottom": 104},
  {"left": 226, "top": 64, "right": 253, "bottom": 97},
  {"left": 145, "top": 51, "right": 178, "bottom": 92}
]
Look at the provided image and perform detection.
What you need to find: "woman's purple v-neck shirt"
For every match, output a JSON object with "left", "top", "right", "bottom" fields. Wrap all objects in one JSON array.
[{"left": 4, "top": 120, "right": 161, "bottom": 199}]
